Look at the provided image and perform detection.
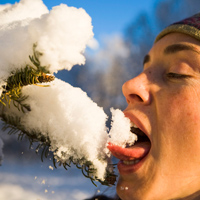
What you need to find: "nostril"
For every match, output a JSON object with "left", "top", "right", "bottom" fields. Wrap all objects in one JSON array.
[
  {"left": 122, "top": 75, "right": 151, "bottom": 105},
  {"left": 129, "top": 94, "right": 143, "bottom": 102}
]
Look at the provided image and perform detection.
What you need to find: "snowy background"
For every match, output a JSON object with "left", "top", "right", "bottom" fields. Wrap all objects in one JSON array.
[{"left": 1, "top": 0, "right": 200, "bottom": 199}]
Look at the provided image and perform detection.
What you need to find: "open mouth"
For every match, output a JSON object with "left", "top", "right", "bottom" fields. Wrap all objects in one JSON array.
[
  {"left": 107, "top": 121, "right": 151, "bottom": 169},
  {"left": 129, "top": 125, "right": 151, "bottom": 146}
]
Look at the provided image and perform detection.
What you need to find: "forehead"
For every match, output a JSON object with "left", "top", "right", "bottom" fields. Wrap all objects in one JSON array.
[
  {"left": 142, "top": 33, "right": 200, "bottom": 72},
  {"left": 151, "top": 32, "right": 200, "bottom": 53}
]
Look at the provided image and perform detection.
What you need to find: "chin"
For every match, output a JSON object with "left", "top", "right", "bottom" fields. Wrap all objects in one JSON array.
[
  {"left": 116, "top": 176, "right": 165, "bottom": 200},
  {"left": 116, "top": 177, "right": 144, "bottom": 200}
]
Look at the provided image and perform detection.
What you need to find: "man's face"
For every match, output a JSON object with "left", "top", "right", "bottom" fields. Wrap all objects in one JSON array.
[{"left": 116, "top": 33, "right": 200, "bottom": 200}]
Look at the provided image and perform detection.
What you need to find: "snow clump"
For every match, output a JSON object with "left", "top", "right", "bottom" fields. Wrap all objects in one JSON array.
[
  {"left": 0, "top": 0, "right": 137, "bottom": 181},
  {"left": 108, "top": 108, "right": 137, "bottom": 147},
  {"left": 0, "top": 0, "right": 93, "bottom": 92}
]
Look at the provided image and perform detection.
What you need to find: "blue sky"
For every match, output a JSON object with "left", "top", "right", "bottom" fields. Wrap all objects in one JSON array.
[{"left": 1, "top": 0, "right": 156, "bottom": 43}]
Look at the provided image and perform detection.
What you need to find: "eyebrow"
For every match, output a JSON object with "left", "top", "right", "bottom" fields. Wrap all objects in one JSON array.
[
  {"left": 164, "top": 43, "right": 200, "bottom": 55},
  {"left": 143, "top": 43, "right": 200, "bottom": 66}
]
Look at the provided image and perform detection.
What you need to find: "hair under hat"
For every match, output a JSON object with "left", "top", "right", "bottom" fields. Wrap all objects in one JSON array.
[{"left": 155, "top": 13, "right": 200, "bottom": 43}]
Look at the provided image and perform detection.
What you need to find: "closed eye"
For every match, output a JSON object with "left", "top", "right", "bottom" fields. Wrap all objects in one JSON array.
[{"left": 166, "top": 73, "right": 191, "bottom": 79}]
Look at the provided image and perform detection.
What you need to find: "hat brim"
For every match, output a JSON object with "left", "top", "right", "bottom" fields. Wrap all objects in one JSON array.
[{"left": 154, "top": 24, "right": 200, "bottom": 43}]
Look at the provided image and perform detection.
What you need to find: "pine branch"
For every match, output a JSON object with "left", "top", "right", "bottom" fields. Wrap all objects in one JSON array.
[
  {"left": 3, "top": 44, "right": 54, "bottom": 91},
  {"left": 0, "top": 44, "right": 117, "bottom": 187},
  {"left": 0, "top": 43, "right": 55, "bottom": 111},
  {"left": 1, "top": 113, "right": 117, "bottom": 186}
]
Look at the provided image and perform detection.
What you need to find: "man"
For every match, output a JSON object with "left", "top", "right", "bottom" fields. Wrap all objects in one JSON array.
[{"left": 108, "top": 13, "right": 200, "bottom": 200}]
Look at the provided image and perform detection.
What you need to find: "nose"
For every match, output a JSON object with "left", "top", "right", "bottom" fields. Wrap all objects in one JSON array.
[{"left": 122, "top": 73, "right": 151, "bottom": 105}]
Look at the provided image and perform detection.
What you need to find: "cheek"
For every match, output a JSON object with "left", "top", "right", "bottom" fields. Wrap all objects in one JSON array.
[
  {"left": 160, "top": 89, "right": 200, "bottom": 127},
  {"left": 154, "top": 90, "right": 200, "bottom": 177},
  {"left": 158, "top": 90, "right": 200, "bottom": 150},
  {"left": 171, "top": 95, "right": 200, "bottom": 127}
]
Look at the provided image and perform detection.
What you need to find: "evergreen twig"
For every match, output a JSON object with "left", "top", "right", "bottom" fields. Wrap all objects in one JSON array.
[{"left": 0, "top": 44, "right": 117, "bottom": 186}]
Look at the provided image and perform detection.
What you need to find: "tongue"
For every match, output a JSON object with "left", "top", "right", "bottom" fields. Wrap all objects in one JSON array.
[{"left": 107, "top": 142, "right": 150, "bottom": 160}]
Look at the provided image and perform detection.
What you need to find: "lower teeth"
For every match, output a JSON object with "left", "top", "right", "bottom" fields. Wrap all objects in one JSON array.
[{"left": 123, "top": 159, "right": 140, "bottom": 165}]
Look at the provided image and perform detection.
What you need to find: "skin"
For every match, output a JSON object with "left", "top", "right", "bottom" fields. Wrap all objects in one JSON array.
[{"left": 117, "top": 33, "right": 200, "bottom": 200}]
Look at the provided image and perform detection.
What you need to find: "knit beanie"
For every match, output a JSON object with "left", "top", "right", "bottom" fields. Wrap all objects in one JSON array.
[{"left": 155, "top": 13, "right": 200, "bottom": 43}]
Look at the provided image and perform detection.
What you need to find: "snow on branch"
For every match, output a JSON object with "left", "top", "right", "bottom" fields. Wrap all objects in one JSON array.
[{"left": 0, "top": 0, "right": 137, "bottom": 186}]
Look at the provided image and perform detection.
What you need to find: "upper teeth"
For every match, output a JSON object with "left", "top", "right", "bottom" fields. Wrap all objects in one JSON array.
[{"left": 131, "top": 122, "right": 138, "bottom": 128}]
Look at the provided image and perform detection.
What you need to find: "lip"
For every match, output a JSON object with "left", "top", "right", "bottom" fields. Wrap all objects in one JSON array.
[
  {"left": 113, "top": 111, "right": 151, "bottom": 175},
  {"left": 108, "top": 142, "right": 151, "bottom": 175},
  {"left": 117, "top": 154, "right": 148, "bottom": 175}
]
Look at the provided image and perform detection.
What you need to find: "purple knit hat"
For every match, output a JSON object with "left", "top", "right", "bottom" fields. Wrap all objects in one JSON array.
[{"left": 155, "top": 13, "right": 200, "bottom": 43}]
